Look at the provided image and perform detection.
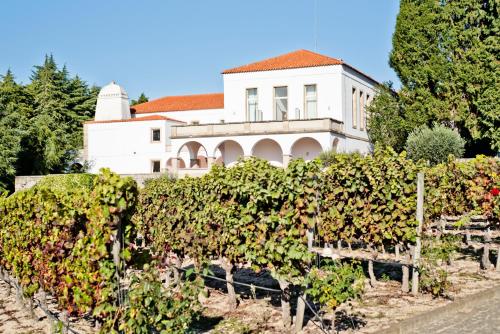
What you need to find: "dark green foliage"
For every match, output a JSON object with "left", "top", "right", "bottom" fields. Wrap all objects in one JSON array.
[
  {"left": 130, "top": 93, "right": 149, "bottom": 106},
  {"left": 370, "top": 0, "right": 499, "bottom": 154},
  {"left": 366, "top": 82, "right": 408, "bottom": 152},
  {"left": 0, "top": 56, "right": 98, "bottom": 192},
  {"left": 406, "top": 124, "right": 465, "bottom": 165}
]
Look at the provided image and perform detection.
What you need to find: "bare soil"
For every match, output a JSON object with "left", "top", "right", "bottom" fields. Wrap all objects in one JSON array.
[{"left": 1, "top": 245, "right": 499, "bottom": 334}]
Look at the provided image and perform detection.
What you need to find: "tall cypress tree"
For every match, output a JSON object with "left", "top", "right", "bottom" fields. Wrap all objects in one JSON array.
[{"left": 370, "top": 0, "right": 499, "bottom": 155}]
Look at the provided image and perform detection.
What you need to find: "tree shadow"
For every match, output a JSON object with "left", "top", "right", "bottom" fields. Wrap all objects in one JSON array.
[
  {"left": 190, "top": 315, "right": 224, "bottom": 333},
  {"left": 183, "top": 264, "right": 282, "bottom": 307}
]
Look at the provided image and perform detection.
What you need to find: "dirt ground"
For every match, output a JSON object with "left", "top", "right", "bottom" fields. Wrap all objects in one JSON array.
[{"left": 1, "top": 245, "right": 500, "bottom": 334}]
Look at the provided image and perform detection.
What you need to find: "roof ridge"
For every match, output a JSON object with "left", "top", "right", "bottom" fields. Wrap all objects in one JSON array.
[
  {"left": 221, "top": 49, "right": 343, "bottom": 74},
  {"left": 133, "top": 92, "right": 223, "bottom": 108}
]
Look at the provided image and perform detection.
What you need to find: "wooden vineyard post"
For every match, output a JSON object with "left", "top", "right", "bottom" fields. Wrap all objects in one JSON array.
[
  {"left": 112, "top": 217, "right": 123, "bottom": 306},
  {"left": 295, "top": 294, "right": 307, "bottom": 333},
  {"left": 61, "top": 310, "right": 69, "bottom": 334},
  {"left": 402, "top": 256, "right": 410, "bottom": 293},
  {"left": 295, "top": 227, "right": 314, "bottom": 333},
  {"left": 496, "top": 245, "right": 500, "bottom": 271},
  {"left": 412, "top": 172, "right": 424, "bottom": 296}
]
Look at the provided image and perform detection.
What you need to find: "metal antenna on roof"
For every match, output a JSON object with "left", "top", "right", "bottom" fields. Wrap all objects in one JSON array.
[{"left": 314, "top": 0, "right": 318, "bottom": 52}]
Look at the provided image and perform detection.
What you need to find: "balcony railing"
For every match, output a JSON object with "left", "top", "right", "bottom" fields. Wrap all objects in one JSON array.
[{"left": 170, "top": 118, "right": 343, "bottom": 139}]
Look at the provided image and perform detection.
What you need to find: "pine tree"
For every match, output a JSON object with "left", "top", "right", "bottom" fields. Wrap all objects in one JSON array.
[
  {"left": 131, "top": 92, "right": 149, "bottom": 106},
  {"left": 0, "top": 70, "right": 26, "bottom": 191}
]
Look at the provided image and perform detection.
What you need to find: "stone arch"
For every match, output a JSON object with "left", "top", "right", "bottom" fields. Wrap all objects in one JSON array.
[
  {"left": 166, "top": 157, "right": 186, "bottom": 170},
  {"left": 177, "top": 141, "right": 208, "bottom": 169},
  {"left": 251, "top": 138, "right": 283, "bottom": 167},
  {"left": 291, "top": 137, "right": 323, "bottom": 161},
  {"left": 332, "top": 138, "right": 340, "bottom": 153},
  {"left": 213, "top": 140, "right": 244, "bottom": 167}
]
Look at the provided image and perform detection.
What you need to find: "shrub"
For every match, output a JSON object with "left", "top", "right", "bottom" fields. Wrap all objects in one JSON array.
[
  {"left": 425, "top": 155, "right": 500, "bottom": 222},
  {"left": 405, "top": 123, "right": 465, "bottom": 165},
  {"left": 35, "top": 173, "right": 96, "bottom": 192},
  {"left": 304, "top": 260, "right": 364, "bottom": 311},
  {"left": 319, "top": 147, "right": 421, "bottom": 247},
  {"left": 116, "top": 264, "right": 203, "bottom": 334},
  {"left": 0, "top": 169, "right": 137, "bottom": 321}
]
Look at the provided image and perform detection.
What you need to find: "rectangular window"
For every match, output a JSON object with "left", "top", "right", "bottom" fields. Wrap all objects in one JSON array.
[
  {"left": 352, "top": 87, "right": 358, "bottom": 128},
  {"left": 305, "top": 84, "right": 317, "bottom": 119},
  {"left": 151, "top": 128, "right": 161, "bottom": 142},
  {"left": 274, "top": 86, "right": 288, "bottom": 120},
  {"left": 360, "top": 91, "right": 365, "bottom": 130},
  {"left": 246, "top": 88, "right": 258, "bottom": 122},
  {"left": 151, "top": 160, "right": 161, "bottom": 173}
]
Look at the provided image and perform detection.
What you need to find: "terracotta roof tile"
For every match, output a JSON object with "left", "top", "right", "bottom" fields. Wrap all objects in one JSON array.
[
  {"left": 222, "top": 49, "right": 343, "bottom": 74},
  {"left": 131, "top": 93, "right": 224, "bottom": 114},
  {"left": 86, "top": 115, "right": 184, "bottom": 124}
]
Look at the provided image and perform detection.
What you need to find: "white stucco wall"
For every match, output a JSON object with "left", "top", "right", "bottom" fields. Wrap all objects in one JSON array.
[
  {"left": 341, "top": 65, "right": 377, "bottom": 142},
  {"left": 222, "top": 66, "right": 343, "bottom": 123},
  {"left": 86, "top": 119, "right": 177, "bottom": 174}
]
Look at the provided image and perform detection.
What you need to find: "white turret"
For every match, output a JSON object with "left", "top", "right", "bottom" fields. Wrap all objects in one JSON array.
[{"left": 94, "top": 81, "right": 131, "bottom": 121}]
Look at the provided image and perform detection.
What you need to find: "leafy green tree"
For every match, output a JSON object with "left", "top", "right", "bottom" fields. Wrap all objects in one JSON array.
[
  {"left": 0, "top": 56, "right": 98, "bottom": 192},
  {"left": 366, "top": 82, "right": 408, "bottom": 152},
  {"left": 18, "top": 55, "right": 97, "bottom": 175},
  {"left": 389, "top": 0, "right": 499, "bottom": 154},
  {"left": 0, "top": 70, "right": 29, "bottom": 191},
  {"left": 131, "top": 92, "right": 148, "bottom": 106}
]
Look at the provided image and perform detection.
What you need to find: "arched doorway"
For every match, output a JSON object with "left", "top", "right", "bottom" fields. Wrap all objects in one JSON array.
[
  {"left": 177, "top": 141, "right": 208, "bottom": 169},
  {"left": 166, "top": 157, "right": 186, "bottom": 170},
  {"left": 291, "top": 137, "right": 323, "bottom": 161},
  {"left": 332, "top": 138, "right": 339, "bottom": 153},
  {"left": 214, "top": 140, "right": 244, "bottom": 167},
  {"left": 252, "top": 139, "right": 283, "bottom": 166}
]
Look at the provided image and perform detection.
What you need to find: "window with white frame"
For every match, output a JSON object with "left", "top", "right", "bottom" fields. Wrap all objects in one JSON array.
[
  {"left": 274, "top": 86, "right": 288, "bottom": 121},
  {"left": 246, "top": 88, "right": 258, "bottom": 122},
  {"left": 359, "top": 91, "right": 365, "bottom": 130},
  {"left": 151, "top": 160, "right": 161, "bottom": 173},
  {"left": 352, "top": 87, "right": 358, "bottom": 128},
  {"left": 151, "top": 128, "right": 161, "bottom": 142},
  {"left": 305, "top": 84, "right": 317, "bottom": 119}
]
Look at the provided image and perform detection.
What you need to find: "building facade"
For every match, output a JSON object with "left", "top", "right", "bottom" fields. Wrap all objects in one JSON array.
[{"left": 84, "top": 50, "right": 377, "bottom": 176}]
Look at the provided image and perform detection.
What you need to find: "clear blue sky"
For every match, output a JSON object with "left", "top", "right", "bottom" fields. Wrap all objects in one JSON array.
[{"left": 0, "top": 0, "right": 400, "bottom": 100}]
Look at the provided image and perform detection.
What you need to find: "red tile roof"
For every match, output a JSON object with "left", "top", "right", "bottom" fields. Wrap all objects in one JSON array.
[
  {"left": 131, "top": 93, "right": 224, "bottom": 114},
  {"left": 222, "top": 49, "right": 343, "bottom": 74},
  {"left": 86, "top": 115, "right": 184, "bottom": 124}
]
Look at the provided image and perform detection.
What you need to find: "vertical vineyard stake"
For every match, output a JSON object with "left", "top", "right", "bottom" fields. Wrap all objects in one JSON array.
[
  {"left": 401, "top": 252, "right": 410, "bottom": 293},
  {"left": 112, "top": 217, "right": 122, "bottom": 306},
  {"left": 496, "top": 246, "right": 500, "bottom": 271},
  {"left": 412, "top": 172, "right": 424, "bottom": 296},
  {"left": 62, "top": 310, "right": 69, "bottom": 334},
  {"left": 295, "top": 294, "right": 307, "bottom": 333},
  {"left": 296, "top": 227, "right": 314, "bottom": 333}
]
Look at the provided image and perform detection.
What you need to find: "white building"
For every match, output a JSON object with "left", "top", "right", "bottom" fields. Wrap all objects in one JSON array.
[{"left": 84, "top": 49, "right": 377, "bottom": 176}]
